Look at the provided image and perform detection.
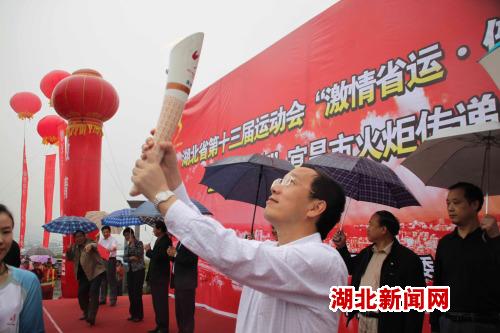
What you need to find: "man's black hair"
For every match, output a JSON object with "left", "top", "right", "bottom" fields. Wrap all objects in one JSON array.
[
  {"left": 73, "top": 230, "right": 85, "bottom": 237},
  {"left": 153, "top": 221, "right": 167, "bottom": 233},
  {"left": 375, "top": 210, "right": 400, "bottom": 236},
  {"left": 302, "top": 165, "right": 346, "bottom": 240},
  {"left": 448, "top": 182, "right": 484, "bottom": 212},
  {"left": 122, "top": 227, "right": 134, "bottom": 236}
]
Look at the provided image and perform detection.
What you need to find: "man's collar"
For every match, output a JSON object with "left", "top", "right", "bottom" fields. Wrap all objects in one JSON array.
[
  {"left": 372, "top": 241, "right": 394, "bottom": 254},
  {"left": 279, "top": 232, "right": 322, "bottom": 247},
  {"left": 452, "top": 226, "right": 482, "bottom": 239}
]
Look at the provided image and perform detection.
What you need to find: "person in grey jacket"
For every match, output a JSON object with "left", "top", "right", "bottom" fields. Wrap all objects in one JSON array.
[{"left": 66, "top": 230, "right": 106, "bottom": 326}]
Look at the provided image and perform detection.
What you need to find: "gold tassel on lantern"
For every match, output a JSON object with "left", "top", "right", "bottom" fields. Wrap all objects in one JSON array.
[
  {"left": 17, "top": 112, "right": 35, "bottom": 120},
  {"left": 42, "top": 136, "right": 59, "bottom": 145},
  {"left": 66, "top": 120, "right": 103, "bottom": 137}
]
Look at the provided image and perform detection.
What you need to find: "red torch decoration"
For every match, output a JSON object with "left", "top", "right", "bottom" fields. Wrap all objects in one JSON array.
[
  {"left": 9, "top": 92, "right": 42, "bottom": 249},
  {"left": 40, "top": 70, "right": 71, "bottom": 216},
  {"left": 37, "top": 115, "right": 67, "bottom": 248},
  {"left": 52, "top": 69, "right": 119, "bottom": 298}
]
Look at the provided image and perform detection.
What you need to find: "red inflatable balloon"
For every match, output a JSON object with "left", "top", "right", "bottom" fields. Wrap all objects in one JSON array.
[
  {"left": 52, "top": 69, "right": 119, "bottom": 123},
  {"left": 40, "top": 70, "right": 71, "bottom": 100},
  {"left": 37, "top": 115, "right": 67, "bottom": 145},
  {"left": 10, "top": 92, "right": 42, "bottom": 119}
]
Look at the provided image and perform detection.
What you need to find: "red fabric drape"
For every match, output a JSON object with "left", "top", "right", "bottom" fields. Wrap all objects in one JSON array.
[
  {"left": 43, "top": 154, "right": 56, "bottom": 248},
  {"left": 19, "top": 142, "right": 28, "bottom": 249},
  {"left": 58, "top": 124, "right": 66, "bottom": 215}
]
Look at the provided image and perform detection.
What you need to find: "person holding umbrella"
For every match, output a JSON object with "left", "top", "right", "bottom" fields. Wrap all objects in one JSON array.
[
  {"left": 31, "top": 261, "right": 44, "bottom": 282},
  {"left": 333, "top": 211, "right": 426, "bottom": 333},
  {"left": 399, "top": 121, "right": 500, "bottom": 332},
  {"left": 66, "top": 230, "right": 106, "bottom": 326},
  {"left": 430, "top": 182, "right": 500, "bottom": 333},
  {"left": 131, "top": 138, "right": 348, "bottom": 333},
  {"left": 41, "top": 259, "right": 57, "bottom": 300}
]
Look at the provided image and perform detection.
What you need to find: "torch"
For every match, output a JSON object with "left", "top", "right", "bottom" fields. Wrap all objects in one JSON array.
[{"left": 130, "top": 32, "right": 204, "bottom": 196}]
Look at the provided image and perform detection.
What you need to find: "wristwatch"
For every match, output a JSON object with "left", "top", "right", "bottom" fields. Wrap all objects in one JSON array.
[{"left": 152, "top": 190, "right": 175, "bottom": 210}]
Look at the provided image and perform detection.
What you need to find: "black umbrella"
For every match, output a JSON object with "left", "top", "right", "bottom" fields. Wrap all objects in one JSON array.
[
  {"left": 305, "top": 153, "right": 419, "bottom": 239},
  {"left": 200, "top": 154, "right": 293, "bottom": 235},
  {"left": 133, "top": 199, "right": 213, "bottom": 226},
  {"left": 401, "top": 121, "right": 500, "bottom": 212},
  {"left": 305, "top": 152, "right": 420, "bottom": 208}
]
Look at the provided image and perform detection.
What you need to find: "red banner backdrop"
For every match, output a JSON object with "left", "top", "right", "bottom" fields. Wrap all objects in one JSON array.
[
  {"left": 174, "top": 0, "right": 500, "bottom": 331},
  {"left": 43, "top": 154, "right": 56, "bottom": 248},
  {"left": 19, "top": 142, "right": 29, "bottom": 249}
]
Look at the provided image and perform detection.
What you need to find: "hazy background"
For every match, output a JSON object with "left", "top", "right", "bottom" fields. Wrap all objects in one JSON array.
[{"left": 0, "top": 0, "right": 340, "bottom": 247}]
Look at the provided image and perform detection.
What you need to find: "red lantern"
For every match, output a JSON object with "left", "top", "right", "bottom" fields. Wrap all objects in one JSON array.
[
  {"left": 52, "top": 69, "right": 119, "bottom": 134},
  {"left": 52, "top": 68, "right": 119, "bottom": 298},
  {"left": 37, "top": 115, "right": 67, "bottom": 145},
  {"left": 10, "top": 92, "right": 42, "bottom": 119},
  {"left": 40, "top": 70, "right": 71, "bottom": 102}
]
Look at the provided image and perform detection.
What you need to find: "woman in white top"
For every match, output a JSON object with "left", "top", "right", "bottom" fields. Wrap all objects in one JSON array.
[{"left": 0, "top": 204, "right": 44, "bottom": 333}]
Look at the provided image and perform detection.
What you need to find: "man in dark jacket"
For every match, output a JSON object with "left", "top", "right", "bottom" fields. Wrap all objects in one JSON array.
[
  {"left": 431, "top": 182, "right": 500, "bottom": 333},
  {"left": 167, "top": 238, "right": 199, "bottom": 333},
  {"left": 145, "top": 221, "right": 172, "bottom": 333},
  {"left": 333, "top": 210, "right": 426, "bottom": 333},
  {"left": 66, "top": 230, "right": 106, "bottom": 326}
]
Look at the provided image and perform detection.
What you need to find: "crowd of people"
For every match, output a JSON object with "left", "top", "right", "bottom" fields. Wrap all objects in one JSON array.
[
  {"left": 0, "top": 135, "right": 499, "bottom": 333},
  {"left": 64, "top": 222, "right": 199, "bottom": 333}
]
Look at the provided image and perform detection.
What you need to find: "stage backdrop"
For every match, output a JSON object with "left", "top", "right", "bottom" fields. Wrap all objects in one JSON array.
[{"left": 173, "top": 0, "right": 500, "bottom": 330}]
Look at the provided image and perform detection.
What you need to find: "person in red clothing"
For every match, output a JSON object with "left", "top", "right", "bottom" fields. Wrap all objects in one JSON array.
[
  {"left": 41, "top": 260, "right": 57, "bottom": 299},
  {"left": 116, "top": 260, "right": 124, "bottom": 296},
  {"left": 31, "top": 262, "right": 43, "bottom": 282}
]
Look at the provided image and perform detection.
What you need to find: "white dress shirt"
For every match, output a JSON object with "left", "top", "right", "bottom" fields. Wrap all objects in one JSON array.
[
  {"left": 165, "top": 183, "right": 348, "bottom": 333},
  {"left": 99, "top": 236, "right": 118, "bottom": 258}
]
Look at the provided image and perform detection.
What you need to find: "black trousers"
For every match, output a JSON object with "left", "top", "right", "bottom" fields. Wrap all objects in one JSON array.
[
  {"left": 150, "top": 278, "right": 170, "bottom": 332},
  {"left": 117, "top": 279, "right": 123, "bottom": 296},
  {"left": 127, "top": 268, "right": 145, "bottom": 319},
  {"left": 175, "top": 288, "right": 196, "bottom": 333},
  {"left": 78, "top": 272, "right": 104, "bottom": 322},
  {"left": 99, "top": 257, "right": 118, "bottom": 304},
  {"left": 440, "top": 316, "right": 500, "bottom": 333}
]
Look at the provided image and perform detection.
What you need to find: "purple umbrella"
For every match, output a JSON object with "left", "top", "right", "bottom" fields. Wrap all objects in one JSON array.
[{"left": 29, "top": 255, "right": 56, "bottom": 263}]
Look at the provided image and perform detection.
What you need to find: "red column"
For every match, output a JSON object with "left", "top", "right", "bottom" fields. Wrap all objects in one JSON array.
[
  {"left": 61, "top": 120, "right": 103, "bottom": 298},
  {"left": 52, "top": 69, "right": 119, "bottom": 298}
]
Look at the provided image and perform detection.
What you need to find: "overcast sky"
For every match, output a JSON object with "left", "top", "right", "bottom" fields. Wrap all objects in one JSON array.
[{"left": 0, "top": 0, "right": 339, "bottom": 245}]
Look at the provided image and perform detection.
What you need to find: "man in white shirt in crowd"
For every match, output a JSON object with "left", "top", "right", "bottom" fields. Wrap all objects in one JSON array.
[
  {"left": 131, "top": 138, "right": 348, "bottom": 333},
  {"left": 98, "top": 225, "right": 119, "bottom": 306}
]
